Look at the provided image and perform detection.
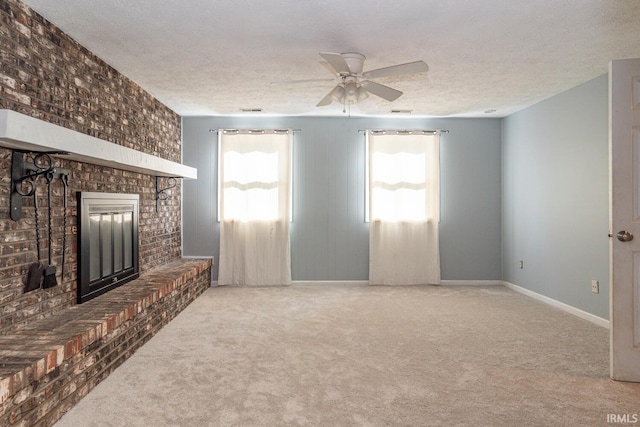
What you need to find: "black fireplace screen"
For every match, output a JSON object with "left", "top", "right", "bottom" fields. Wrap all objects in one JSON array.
[{"left": 77, "top": 192, "right": 139, "bottom": 303}]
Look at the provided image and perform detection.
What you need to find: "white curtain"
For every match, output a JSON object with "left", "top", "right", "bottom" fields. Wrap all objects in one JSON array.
[
  {"left": 218, "top": 131, "right": 292, "bottom": 286},
  {"left": 368, "top": 132, "right": 440, "bottom": 285}
]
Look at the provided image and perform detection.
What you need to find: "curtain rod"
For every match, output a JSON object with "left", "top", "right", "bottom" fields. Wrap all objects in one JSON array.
[
  {"left": 358, "top": 129, "right": 449, "bottom": 134},
  {"left": 209, "top": 129, "right": 301, "bottom": 134}
]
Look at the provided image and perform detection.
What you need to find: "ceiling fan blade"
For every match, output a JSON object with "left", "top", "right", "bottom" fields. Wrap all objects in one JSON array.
[
  {"left": 361, "top": 81, "right": 403, "bottom": 102},
  {"left": 362, "top": 60, "right": 429, "bottom": 79},
  {"left": 319, "top": 60, "right": 341, "bottom": 76},
  {"left": 316, "top": 86, "right": 338, "bottom": 106},
  {"left": 320, "top": 52, "right": 351, "bottom": 75}
]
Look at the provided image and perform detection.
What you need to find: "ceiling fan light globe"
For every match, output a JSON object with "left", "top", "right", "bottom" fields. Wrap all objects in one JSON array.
[
  {"left": 344, "top": 81, "right": 358, "bottom": 101},
  {"left": 357, "top": 87, "right": 369, "bottom": 102},
  {"left": 330, "top": 85, "right": 345, "bottom": 101}
]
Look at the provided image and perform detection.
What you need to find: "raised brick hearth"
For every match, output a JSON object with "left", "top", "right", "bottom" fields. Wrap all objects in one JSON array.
[{"left": 0, "top": 257, "right": 212, "bottom": 426}]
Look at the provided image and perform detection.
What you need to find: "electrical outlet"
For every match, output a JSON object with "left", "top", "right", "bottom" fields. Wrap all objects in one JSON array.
[
  {"left": 591, "top": 280, "right": 599, "bottom": 294},
  {"left": 519, "top": 260, "right": 524, "bottom": 269}
]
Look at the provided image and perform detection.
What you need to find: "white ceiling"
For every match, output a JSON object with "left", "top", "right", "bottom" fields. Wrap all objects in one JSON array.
[{"left": 20, "top": 0, "right": 640, "bottom": 118}]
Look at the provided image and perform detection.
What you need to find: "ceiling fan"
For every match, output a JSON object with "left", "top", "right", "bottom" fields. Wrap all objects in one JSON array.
[{"left": 316, "top": 52, "right": 429, "bottom": 108}]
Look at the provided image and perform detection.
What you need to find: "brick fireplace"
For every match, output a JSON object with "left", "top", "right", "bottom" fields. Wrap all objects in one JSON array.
[
  {"left": 0, "top": 0, "right": 184, "bottom": 331},
  {"left": 0, "top": 0, "right": 210, "bottom": 424}
]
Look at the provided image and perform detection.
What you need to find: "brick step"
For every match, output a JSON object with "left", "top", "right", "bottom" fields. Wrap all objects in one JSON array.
[{"left": 0, "top": 257, "right": 212, "bottom": 426}]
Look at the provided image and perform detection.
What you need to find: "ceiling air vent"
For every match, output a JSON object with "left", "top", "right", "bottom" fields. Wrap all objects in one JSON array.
[
  {"left": 240, "top": 108, "right": 263, "bottom": 112},
  {"left": 390, "top": 109, "right": 412, "bottom": 114}
]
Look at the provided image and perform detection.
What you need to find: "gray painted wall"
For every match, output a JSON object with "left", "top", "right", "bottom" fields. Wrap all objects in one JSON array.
[
  {"left": 182, "top": 116, "right": 502, "bottom": 281},
  {"left": 502, "top": 74, "right": 609, "bottom": 319}
]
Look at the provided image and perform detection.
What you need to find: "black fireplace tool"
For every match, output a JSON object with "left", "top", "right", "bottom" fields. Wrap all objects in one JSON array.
[
  {"left": 16, "top": 152, "right": 70, "bottom": 292},
  {"left": 61, "top": 174, "right": 68, "bottom": 280},
  {"left": 42, "top": 171, "right": 57, "bottom": 288},
  {"left": 25, "top": 176, "right": 45, "bottom": 292}
]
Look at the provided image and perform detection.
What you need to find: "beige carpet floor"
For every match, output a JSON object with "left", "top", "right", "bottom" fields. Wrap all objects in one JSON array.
[{"left": 55, "top": 285, "right": 640, "bottom": 427}]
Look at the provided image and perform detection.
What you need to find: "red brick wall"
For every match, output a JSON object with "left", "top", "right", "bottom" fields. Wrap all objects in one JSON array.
[{"left": 0, "top": 0, "right": 183, "bottom": 332}]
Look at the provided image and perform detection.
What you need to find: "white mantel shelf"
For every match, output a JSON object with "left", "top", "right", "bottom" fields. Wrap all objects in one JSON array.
[{"left": 0, "top": 109, "right": 197, "bottom": 179}]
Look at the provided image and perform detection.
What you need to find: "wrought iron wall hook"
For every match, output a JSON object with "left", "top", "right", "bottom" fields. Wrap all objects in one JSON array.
[
  {"left": 12, "top": 153, "right": 53, "bottom": 195},
  {"left": 10, "top": 150, "right": 70, "bottom": 221},
  {"left": 155, "top": 176, "right": 181, "bottom": 212}
]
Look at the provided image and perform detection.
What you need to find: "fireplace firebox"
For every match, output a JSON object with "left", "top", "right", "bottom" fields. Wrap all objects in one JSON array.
[{"left": 77, "top": 192, "right": 139, "bottom": 303}]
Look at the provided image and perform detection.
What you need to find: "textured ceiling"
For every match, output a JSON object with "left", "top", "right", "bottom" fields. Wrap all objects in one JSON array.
[{"left": 20, "top": 0, "right": 640, "bottom": 118}]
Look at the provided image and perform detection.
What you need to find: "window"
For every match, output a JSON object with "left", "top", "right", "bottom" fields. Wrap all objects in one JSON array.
[
  {"left": 217, "top": 130, "right": 292, "bottom": 222},
  {"left": 216, "top": 129, "right": 293, "bottom": 286},
  {"left": 366, "top": 130, "right": 441, "bottom": 285},
  {"left": 366, "top": 131, "right": 439, "bottom": 223}
]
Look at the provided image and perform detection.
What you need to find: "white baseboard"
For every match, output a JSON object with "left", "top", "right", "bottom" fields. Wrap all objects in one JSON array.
[
  {"left": 441, "top": 280, "right": 504, "bottom": 286},
  {"left": 291, "top": 280, "right": 369, "bottom": 286},
  {"left": 503, "top": 281, "right": 609, "bottom": 329}
]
